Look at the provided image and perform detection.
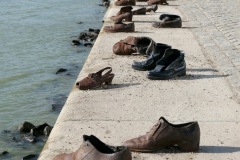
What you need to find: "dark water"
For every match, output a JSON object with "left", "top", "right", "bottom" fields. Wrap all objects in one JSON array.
[{"left": 0, "top": 0, "right": 105, "bottom": 159}]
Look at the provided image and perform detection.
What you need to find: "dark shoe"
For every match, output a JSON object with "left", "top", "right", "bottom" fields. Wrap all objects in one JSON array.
[
  {"left": 76, "top": 67, "right": 114, "bottom": 90},
  {"left": 147, "top": 49, "right": 186, "bottom": 80},
  {"left": 146, "top": 4, "right": 158, "bottom": 12},
  {"left": 132, "top": 7, "right": 147, "bottom": 15},
  {"left": 152, "top": 14, "right": 182, "bottom": 28},
  {"left": 123, "top": 117, "right": 200, "bottom": 152},
  {"left": 54, "top": 135, "right": 132, "bottom": 160},
  {"left": 147, "top": 0, "right": 168, "bottom": 5},
  {"left": 136, "top": 37, "right": 156, "bottom": 56},
  {"left": 115, "top": 0, "right": 136, "bottom": 6},
  {"left": 104, "top": 22, "right": 135, "bottom": 33},
  {"left": 113, "top": 36, "right": 137, "bottom": 55},
  {"left": 110, "top": 12, "right": 133, "bottom": 22},
  {"left": 132, "top": 43, "right": 171, "bottom": 71}
]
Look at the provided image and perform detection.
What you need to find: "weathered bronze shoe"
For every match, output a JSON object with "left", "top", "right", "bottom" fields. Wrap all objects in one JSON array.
[
  {"left": 132, "top": 7, "right": 147, "bottom": 15},
  {"left": 54, "top": 135, "right": 132, "bottom": 160},
  {"left": 146, "top": 4, "right": 158, "bottom": 12},
  {"left": 76, "top": 67, "right": 114, "bottom": 90},
  {"left": 115, "top": 6, "right": 133, "bottom": 16},
  {"left": 104, "top": 22, "right": 135, "bottom": 33},
  {"left": 147, "top": 0, "right": 168, "bottom": 5},
  {"left": 123, "top": 117, "right": 200, "bottom": 152},
  {"left": 115, "top": 0, "right": 136, "bottom": 6},
  {"left": 113, "top": 36, "right": 137, "bottom": 55},
  {"left": 110, "top": 12, "right": 133, "bottom": 22},
  {"left": 152, "top": 14, "right": 182, "bottom": 28}
]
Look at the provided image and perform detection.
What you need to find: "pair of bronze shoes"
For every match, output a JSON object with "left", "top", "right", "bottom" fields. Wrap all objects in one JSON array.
[
  {"left": 104, "top": 6, "right": 135, "bottom": 33},
  {"left": 112, "top": 36, "right": 156, "bottom": 55},
  {"left": 54, "top": 117, "right": 200, "bottom": 160},
  {"left": 76, "top": 67, "right": 114, "bottom": 90}
]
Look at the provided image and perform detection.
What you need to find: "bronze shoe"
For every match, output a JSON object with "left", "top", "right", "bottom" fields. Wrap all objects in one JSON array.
[
  {"left": 104, "top": 22, "right": 135, "bottom": 33},
  {"left": 147, "top": 0, "right": 168, "bottom": 5},
  {"left": 115, "top": 6, "right": 133, "bottom": 16},
  {"left": 113, "top": 36, "right": 137, "bottom": 55},
  {"left": 146, "top": 4, "right": 158, "bottom": 12},
  {"left": 115, "top": 0, "right": 136, "bottom": 6},
  {"left": 132, "top": 7, "right": 147, "bottom": 15},
  {"left": 54, "top": 135, "right": 132, "bottom": 160},
  {"left": 110, "top": 12, "right": 133, "bottom": 22},
  {"left": 123, "top": 117, "right": 200, "bottom": 152}
]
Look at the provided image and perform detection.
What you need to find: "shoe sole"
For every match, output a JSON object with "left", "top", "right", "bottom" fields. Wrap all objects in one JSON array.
[
  {"left": 147, "top": 69, "right": 186, "bottom": 80},
  {"left": 131, "top": 65, "right": 148, "bottom": 71}
]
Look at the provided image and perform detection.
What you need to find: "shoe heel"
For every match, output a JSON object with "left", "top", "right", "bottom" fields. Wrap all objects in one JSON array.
[
  {"left": 178, "top": 70, "right": 186, "bottom": 77},
  {"left": 179, "top": 141, "right": 199, "bottom": 152}
]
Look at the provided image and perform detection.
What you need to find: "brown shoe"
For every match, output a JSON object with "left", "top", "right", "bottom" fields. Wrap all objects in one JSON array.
[
  {"left": 115, "top": 0, "right": 136, "bottom": 6},
  {"left": 115, "top": 6, "right": 133, "bottom": 16},
  {"left": 76, "top": 67, "right": 114, "bottom": 90},
  {"left": 113, "top": 36, "right": 137, "bottom": 55},
  {"left": 54, "top": 135, "right": 132, "bottom": 160},
  {"left": 146, "top": 4, "right": 158, "bottom": 12},
  {"left": 147, "top": 0, "right": 168, "bottom": 5},
  {"left": 104, "top": 22, "right": 135, "bottom": 33},
  {"left": 123, "top": 117, "right": 200, "bottom": 152},
  {"left": 110, "top": 12, "right": 133, "bottom": 22},
  {"left": 152, "top": 14, "right": 182, "bottom": 28}
]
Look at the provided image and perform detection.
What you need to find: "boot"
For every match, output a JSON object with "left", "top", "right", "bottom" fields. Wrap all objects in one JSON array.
[
  {"left": 132, "top": 43, "right": 171, "bottom": 71},
  {"left": 147, "top": 0, "right": 168, "bottom": 5},
  {"left": 110, "top": 12, "right": 133, "bottom": 22},
  {"left": 147, "top": 49, "right": 186, "bottom": 80},
  {"left": 104, "top": 22, "right": 135, "bottom": 33}
]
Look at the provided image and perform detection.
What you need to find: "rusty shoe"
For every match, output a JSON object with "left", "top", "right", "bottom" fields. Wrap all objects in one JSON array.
[
  {"left": 104, "top": 22, "right": 135, "bottom": 33},
  {"left": 76, "top": 67, "right": 114, "bottom": 90},
  {"left": 147, "top": 0, "right": 168, "bottom": 5},
  {"left": 115, "top": 0, "right": 136, "bottom": 6},
  {"left": 54, "top": 135, "right": 132, "bottom": 160},
  {"left": 123, "top": 117, "right": 200, "bottom": 152},
  {"left": 110, "top": 6, "right": 133, "bottom": 22}
]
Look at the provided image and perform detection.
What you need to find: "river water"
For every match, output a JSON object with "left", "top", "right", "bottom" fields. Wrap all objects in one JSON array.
[{"left": 0, "top": 0, "right": 105, "bottom": 159}]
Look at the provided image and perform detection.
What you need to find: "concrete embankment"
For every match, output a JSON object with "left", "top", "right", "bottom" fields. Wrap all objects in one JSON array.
[{"left": 39, "top": 0, "right": 240, "bottom": 159}]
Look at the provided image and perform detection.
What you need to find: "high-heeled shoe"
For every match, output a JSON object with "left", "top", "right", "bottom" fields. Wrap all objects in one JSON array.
[{"left": 76, "top": 67, "right": 114, "bottom": 90}]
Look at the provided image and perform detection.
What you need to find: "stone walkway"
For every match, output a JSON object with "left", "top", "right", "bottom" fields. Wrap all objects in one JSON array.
[
  {"left": 39, "top": 0, "right": 240, "bottom": 160},
  {"left": 178, "top": 0, "right": 240, "bottom": 102}
]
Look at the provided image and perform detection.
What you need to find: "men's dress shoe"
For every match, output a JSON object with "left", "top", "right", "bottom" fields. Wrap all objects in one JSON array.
[
  {"left": 123, "top": 117, "right": 200, "bottom": 152},
  {"left": 104, "top": 22, "right": 135, "bottom": 33},
  {"left": 147, "top": 48, "right": 186, "bottom": 80},
  {"left": 147, "top": 0, "right": 168, "bottom": 5},
  {"left": 132, "top": 43, "right": 171, "bottom": 71},
  {"left": 152, "top": 14, "right": 182, "bottom": 28},
  {"left": 54, "top": 135, "right": 132, "bottom": 160},
  {"left": 113, "top": 36, "right": 137, "bottom": 55},
  {"left": 115, "top": 0, "right": 136, "bottom": 6},
  {"left": 110, "top": 12, "right": 133, "bottom": 22}
]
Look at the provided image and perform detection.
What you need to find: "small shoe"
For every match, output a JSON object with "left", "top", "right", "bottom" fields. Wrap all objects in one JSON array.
[
  {"left": 110, "top": 12, "right": 133, "bottom": 22},
  {"left": 113, "top": 36, "right": 138, "bottom": 55},
  {"left": 54, "top": 135, "right": 132, "bottom": 160},
  {"left": 76, "top": 67, "right": 114, "bottom": 90},
  {"left": 104, "top": 21, "right": 135, "bottom": 33},
  {"left": 147, "top": 0, "right": 168, "bottom": 5},
  {"left": 132, "top": 7, "right": 147, "bottom": 15},
  {"left": 152, "top": 14, "right": 182, "bottom": 28},
  {"left": 123, "top": 117, "right": 200, "bottom": 152},
  {"left": 132, "top": 43, "right": 171, "bottom": 71},
  {"left": 147, "top": 49, "right": 186, "bottom": 80},
  {"left": 115, "top": 6, "right": 133, "bottom": 16},
  {"left": 115, "top": 0, "right": 136, "bottom": 6},
  {"left": 146, "top": 4, "right": 158, "bottom": 12}
]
